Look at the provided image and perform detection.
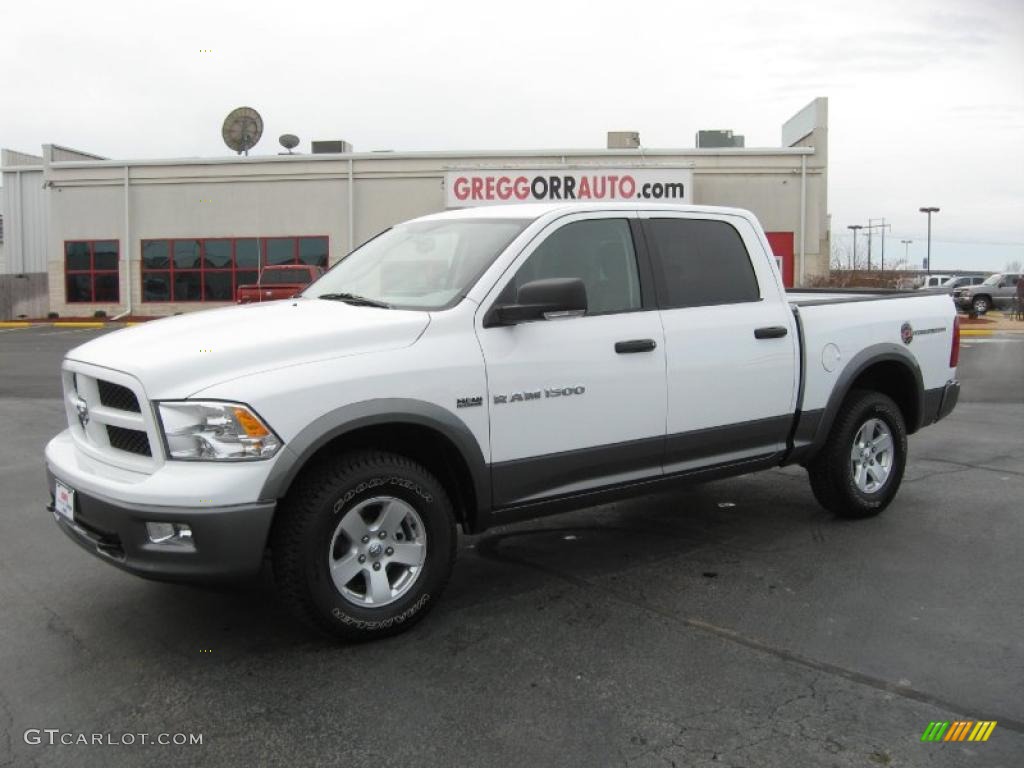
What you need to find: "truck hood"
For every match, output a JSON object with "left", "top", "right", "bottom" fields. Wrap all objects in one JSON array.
[{"left": 66, "top": 298, "right": 430, "bottom": 399}]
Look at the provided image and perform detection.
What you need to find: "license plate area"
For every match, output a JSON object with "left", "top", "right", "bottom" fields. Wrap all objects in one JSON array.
[{"left": 55, "top": 481, "right": 75, "bottom": 522}]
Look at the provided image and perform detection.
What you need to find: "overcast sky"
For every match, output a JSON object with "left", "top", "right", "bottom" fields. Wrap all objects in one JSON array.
[{"left": 2, "top": 0, "right": 1022, "bottom": 270}]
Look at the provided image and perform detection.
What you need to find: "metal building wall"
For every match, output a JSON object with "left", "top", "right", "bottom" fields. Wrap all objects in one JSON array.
[{"left": 0, "top": 151, "right": 50, "bottom": 318}]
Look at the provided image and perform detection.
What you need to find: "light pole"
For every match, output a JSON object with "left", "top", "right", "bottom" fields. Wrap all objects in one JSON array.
[
  {"left": 847, "top": 225, "right": 863, "bottom": 270},
  {"left": 919, "top": 207, "right": 939, "bottom": 274},
  {"left": 901, "top": 239, "right": 912, "bottom": 266}
]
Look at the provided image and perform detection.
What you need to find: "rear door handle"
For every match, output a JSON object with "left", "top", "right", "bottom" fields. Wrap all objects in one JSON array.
[
  {"left": 754, "top": 326, "right": 789, "bottom": 339},
  {"left": 615, "top": 339, "right": 657, "bottom": 353}
]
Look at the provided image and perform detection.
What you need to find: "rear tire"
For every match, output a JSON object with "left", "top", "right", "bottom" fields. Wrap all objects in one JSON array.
[
  {"left": 807, "top": 390, "right": 908, "bottom": 519},
  {"left": 271, "top": 450, "right": 457, "bottom": 641}
]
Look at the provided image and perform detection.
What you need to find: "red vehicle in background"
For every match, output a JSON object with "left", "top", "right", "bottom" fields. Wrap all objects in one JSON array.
[{"left": 236, "top": 265, "right": 324, "bottom": 304}]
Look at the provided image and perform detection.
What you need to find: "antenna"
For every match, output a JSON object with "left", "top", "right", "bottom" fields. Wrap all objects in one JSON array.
[
  {"left": 279, "top": 134, "right": 300, "bottom": 154},
  {"left": 221, "top": 107, "right": 264, "bottom": 156}
]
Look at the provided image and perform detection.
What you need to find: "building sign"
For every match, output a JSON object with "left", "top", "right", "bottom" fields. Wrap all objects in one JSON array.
[{"left": 445, "top": 168, "right": 693, "bottom": 208}]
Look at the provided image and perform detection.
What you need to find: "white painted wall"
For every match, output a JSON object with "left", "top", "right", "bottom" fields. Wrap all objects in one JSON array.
[{"left": 18, "top": 130, "right": 828, "bottom": 317}]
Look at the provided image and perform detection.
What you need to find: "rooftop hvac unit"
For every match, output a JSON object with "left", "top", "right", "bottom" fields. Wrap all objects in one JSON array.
[
  {"left": 311, "top": 140, "right": 353, "bottom": 154},
  {"left": 607, "top": 131, "right": 640, "bottom": 149},
  {"left": 696, "top": 130, "right": 745, "bottom": 148}
]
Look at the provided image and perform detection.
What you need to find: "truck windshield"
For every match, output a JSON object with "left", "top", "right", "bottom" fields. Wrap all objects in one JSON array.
[
  {"left": 981, "top": 274, "right": 1002, "bottom": 286},
  {"left": 261, "top": 268, "right": 313, "bottom": 285},
  {"left": 304, "top": 218, "right": 530, "bottom": 310}
]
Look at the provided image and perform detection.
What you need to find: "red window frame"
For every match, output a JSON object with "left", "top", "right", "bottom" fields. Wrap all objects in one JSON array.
[
  {"left": 140, "top": 236, "right": 329, "bottom": 303},
  {"left": 64, "top": 240, "right": 120, "bottom": 303}
]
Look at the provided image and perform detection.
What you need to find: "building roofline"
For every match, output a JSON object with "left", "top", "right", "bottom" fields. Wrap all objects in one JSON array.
[{"left": 33, "top": 145, "right": 815, "bottom": 171}]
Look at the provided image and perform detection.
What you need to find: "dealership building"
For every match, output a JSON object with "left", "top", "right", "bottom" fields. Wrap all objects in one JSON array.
[{"left": 0, "top": 98, "right": 829, "bottom": 320}]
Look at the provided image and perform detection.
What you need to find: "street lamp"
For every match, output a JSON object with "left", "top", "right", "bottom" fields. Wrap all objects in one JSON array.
[
  {"left": 847, "top": 225, "right": 863, "bottom": 270},
  {"left": 901, "top": 239, "right": 912, "bottom": 266},
  {"left": 919, "top": 207, "right": 939, "bottom": 274}
]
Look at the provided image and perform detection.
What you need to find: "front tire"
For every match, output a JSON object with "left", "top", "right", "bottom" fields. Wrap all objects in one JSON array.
[
  {"left": 272, "top": 450, "right": 456, "bottom": 641},
  {"left": 972, "top": 296, "right": 991, "bottom": 315},
  {"left": 807, "top": 390, "right": 908, "bottom": 519}
]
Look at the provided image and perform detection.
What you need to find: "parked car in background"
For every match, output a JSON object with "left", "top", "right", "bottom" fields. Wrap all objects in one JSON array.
[
  {"left": 953, "top": 272, "right": 1022, "bottom": 315},
  {"left": 917, "top": 274, "right": 954, "bottom": 290},
  {"left": 941, "top": 275, "right": 988, "bottom": 293},
  {"left": 236, "top": 265, "right": 324, "bottom": 304}
]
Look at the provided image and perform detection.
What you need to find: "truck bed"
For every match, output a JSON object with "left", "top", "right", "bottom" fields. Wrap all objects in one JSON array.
[{"left": 786, "top": 288, "right": 917, "bottom": 307}]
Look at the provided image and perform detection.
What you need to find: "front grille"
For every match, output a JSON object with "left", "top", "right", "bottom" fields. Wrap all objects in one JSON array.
[
  {"left": 97, "top": 379, "right": 141, "bottom": 412},
  {"left": 64, "top": 362, "right": 160, "bottom": 469},
  {"left": 106, "top": 426, "right": 152, "bottom": 456}
]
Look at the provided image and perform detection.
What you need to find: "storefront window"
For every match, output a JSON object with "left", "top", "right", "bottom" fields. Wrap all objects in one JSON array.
[
  {"left": 65, "top": 240, "right": 120, "bottom": 303},
  {"left": 140, "top": 236, "right": 328, "bottom": 302}
]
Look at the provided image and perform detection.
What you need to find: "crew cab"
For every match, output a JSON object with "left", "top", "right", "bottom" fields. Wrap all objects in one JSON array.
[
  {"left": 45, "top": 203, "right": 961, "bottom": 641},
  {"left": 952, "top": 272, "right": 1021, "bottom": 315},
  {"left": 235, "top": 264, "right": 323, "bottom": 303}
]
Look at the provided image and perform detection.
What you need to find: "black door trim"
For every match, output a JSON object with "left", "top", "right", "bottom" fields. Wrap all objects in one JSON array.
[
  {"left": 662, "top": 414, "right": 792, "bottom": 474},
  {"left": 490, "top": 415, "right": 792, "bottom": 512},
  {"left": 491, "top": 434, "right": 664, "bottom": 509}
]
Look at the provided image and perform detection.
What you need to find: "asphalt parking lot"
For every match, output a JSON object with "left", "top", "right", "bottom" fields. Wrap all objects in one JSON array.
[{"left": 1, "top": 326, "right": 1022, "bottom": 767}]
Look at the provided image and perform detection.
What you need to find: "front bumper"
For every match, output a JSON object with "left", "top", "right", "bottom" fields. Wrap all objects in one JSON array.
[
  {"left": 44, "top": 428, "right": 280, "bottom": 582},
  {"left": 46, "top": 469, "right": 275, "bottom": 582}
]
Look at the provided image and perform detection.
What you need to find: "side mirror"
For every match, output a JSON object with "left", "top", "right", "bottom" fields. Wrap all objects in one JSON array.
[{"left": 484, "top": 278, "right": 587, "bottom": 327}]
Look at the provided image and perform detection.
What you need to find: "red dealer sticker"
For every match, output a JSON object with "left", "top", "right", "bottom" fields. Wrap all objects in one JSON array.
[{"left": 444, "top": 169, "right": 693, "bottom": 207}]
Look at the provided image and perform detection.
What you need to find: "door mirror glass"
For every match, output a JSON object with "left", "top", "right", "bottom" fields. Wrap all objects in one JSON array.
[{"left": 485, "top": 278, "right": 588, "bottom": 326}]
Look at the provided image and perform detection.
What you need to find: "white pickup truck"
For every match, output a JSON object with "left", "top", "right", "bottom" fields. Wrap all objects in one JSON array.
[{"left": 45, "top": 203, "right": 961, "bottom": 640}]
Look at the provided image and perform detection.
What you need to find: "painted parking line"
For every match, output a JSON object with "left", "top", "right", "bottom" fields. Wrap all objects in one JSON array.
[
  {"left": 962, "top": 337, "right": 1024, "bottom": 345},
  {"left": 0, "top": 322, "right": 31, "bottom": 329}
]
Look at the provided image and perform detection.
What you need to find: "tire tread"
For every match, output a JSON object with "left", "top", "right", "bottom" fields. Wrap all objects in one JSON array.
[{"left": 271, "top": 450, "right": 455, "bottom": 640}]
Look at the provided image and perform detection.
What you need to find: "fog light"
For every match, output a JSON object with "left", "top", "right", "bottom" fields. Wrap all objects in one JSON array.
[{"left": 146, "top": 522, "right": 194, "bottom": 548}]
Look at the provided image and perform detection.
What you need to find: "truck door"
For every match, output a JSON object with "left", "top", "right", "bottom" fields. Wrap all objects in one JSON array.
[
  {"left": 475, "top": 212, "right": 667, "bottom": 509},
  {"left": 639, "top": 213, "right": 798, "bottom": 473}
]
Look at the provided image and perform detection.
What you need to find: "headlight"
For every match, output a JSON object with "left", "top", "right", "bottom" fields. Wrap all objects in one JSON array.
[{"left": 157, "top": 401, "right": 282, "bottom": 460}]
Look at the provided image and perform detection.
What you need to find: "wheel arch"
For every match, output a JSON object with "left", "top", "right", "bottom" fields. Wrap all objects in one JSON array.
[
  {"left": 260, "top": 399, "right": 491, "bottom": 534},
  {"left": 805, "top": 344, "right": 924, "bottom": 460}
]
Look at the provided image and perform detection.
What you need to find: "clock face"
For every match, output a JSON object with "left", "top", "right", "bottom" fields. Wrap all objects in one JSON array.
[{"left": 222, "top": 107, "right": 263, "bottom": 152}]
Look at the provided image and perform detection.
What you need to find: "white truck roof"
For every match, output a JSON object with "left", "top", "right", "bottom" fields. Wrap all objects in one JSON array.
[{"left": 417, "top": 202, "right": 757, "bottom": 222}]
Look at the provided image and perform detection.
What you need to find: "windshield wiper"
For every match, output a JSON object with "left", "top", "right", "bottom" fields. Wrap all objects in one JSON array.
[{"left": 317, "top": 292, "right": 392, "bottom": 308}]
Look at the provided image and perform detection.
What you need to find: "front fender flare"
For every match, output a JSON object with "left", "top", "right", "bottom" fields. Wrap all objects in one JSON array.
[{"left": 259, "top": 398, "right": 490, "bottom": 523}]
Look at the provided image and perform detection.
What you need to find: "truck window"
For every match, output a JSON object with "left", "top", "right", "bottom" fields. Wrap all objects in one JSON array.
[
  {"left": 645, "top": 218, "right": 760, "bottom": 308},
  {"left": 306, "top": 218, "right": 529, "bottom": 310},
  {"left": 260, "top": 268, "right": 314, "bottom": 285},
  {"left": 510, "top": 219, "right": 641, "bottom": 315}
]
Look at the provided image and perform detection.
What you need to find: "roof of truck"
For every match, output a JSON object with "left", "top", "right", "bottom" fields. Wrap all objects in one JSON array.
[{"left": 416, "top": 202, "right": 755, "bottom": 222}]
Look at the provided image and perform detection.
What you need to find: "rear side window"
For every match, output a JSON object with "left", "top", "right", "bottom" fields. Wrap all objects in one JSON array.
[{"left": 645, "top": 218, "right": 760, "bottom": 308}]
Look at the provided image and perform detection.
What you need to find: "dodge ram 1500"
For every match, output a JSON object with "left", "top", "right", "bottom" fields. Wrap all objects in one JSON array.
[{"left": 46, "top": 203, "right": 961, "bottom": 640}]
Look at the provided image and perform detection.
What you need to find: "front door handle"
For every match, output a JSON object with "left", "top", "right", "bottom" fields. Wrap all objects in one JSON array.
[
  {"left": 615, "top": 339, "right": 657, "bottom": 353},
  {"left": 754, "top": 326, "right": 789, "bottom": 339}
]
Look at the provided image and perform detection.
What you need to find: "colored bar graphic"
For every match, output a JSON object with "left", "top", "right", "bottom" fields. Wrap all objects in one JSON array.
[
  {"left": 945, "top": 721, "right": 972, "bottom": 741},
  {"left": 924, "top": 720, "right": 997, "bottom": 742}
]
